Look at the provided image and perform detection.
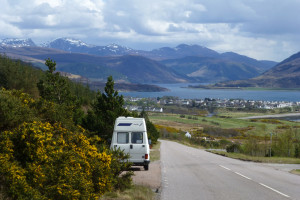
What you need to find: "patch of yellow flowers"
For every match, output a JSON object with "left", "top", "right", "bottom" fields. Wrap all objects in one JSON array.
[{"left": 0, "top": 121, "right": 113, "bottom": 199}]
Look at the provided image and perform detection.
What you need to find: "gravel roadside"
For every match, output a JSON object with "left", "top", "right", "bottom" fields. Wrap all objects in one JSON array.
[
  {"left": 131, "top": 161, "right": 161, "bottom": 191},
  {"left": 131, "top": 145, "right": 162, "bottom": 199}
]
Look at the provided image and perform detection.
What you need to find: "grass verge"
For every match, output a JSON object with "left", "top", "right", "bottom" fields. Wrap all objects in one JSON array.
[
  {"left": 290, "top": 169, "right": 300, "bottom": 176},
  {"left": 99, "top": 185, "right": 154, "bottom": 200},
  {"left": 150, "top": 141, "right": 161, "bottom": 162},
  {"left": 207, "top": 150, "right": 300, "bottom": 164}
]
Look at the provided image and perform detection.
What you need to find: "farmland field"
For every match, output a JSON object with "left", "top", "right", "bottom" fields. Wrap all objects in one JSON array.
[{"left": 148, "top": 111, "right": 300, "bottom": 137}]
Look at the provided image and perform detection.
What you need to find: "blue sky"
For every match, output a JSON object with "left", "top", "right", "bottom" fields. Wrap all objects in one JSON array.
[{"left": 0, "top": 0, "right": 299, "bottom": 61}]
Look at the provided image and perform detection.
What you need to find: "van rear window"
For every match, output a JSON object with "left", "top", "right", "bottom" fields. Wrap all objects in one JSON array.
[
  {"left": 131, "top": 132, "right": 143, "bottom": 144},
  {"left": 117, "top": 132, "right": 129, "bottom": 144}
]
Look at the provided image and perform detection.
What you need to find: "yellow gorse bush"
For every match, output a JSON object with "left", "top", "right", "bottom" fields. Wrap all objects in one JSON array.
[
  {"left": 1, "top": 88, "right": 35, "bottom": 106},
  {"left": 155, "top": 124, "right": 179, "bottom": 133},
  {"left": 0, "top": 121, "right": 112, "bottom": 200}
]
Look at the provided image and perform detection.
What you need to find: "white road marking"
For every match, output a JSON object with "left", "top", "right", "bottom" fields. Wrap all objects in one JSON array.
[
  {"left": 219, "top": 165, "right": 231, "bottom": 171},
  {"left": 234, "top": 172, "right": 252, "bottom": 180},
  {"left": 219, "top": 165, "right": 291, "bottom": 198},
  {"left": 259, "top": 183, "right": 290, "bottom": 198}
]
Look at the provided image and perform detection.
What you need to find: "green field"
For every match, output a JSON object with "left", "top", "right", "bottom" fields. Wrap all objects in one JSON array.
[{"left": 149, "top": 111, "right": 299, "bottom": 137}]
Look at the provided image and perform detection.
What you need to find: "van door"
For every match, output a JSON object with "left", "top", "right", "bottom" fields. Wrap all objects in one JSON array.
[
  {"left": 115, "top": 132, "right": 130, "bottom": 154},
  {"left": 130, "top": 132, "right": 145, "bottom": 163}
]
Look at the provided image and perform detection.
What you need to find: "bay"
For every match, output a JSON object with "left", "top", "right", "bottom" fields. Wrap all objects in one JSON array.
[{"left": 120, "top": 83, "right": 300, "bottom": 102}]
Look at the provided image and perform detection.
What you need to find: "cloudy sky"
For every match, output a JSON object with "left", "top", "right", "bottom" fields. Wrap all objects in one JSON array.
[{"left": 0, "top": 0, "right": 299, "bottom": 61}]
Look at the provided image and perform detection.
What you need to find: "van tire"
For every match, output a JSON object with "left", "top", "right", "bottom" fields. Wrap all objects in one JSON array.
[{"left": 144, "top": 164, "right": 149, "bottom": 171}]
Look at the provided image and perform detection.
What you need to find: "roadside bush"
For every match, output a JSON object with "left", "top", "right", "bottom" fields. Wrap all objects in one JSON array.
[
  {"left": 146, "top": 120, "right": 160, "bottom": 144},
  {"left": 260, "top": 119, "right": 282, "bottom": 124},
  {"left": 243, "top": 137, "right": 265, "bottom": 156},
  {"left": 226, "top": 143, "right": 242, "bottom": 153},
  {"left": 108, "top": 148, "right": 133, "bottom": 191},
  {"left": 295, "top": 145, "right": 300, "bottom": 158},
  {"left": 277, "top": 125, "right": 291, "bottom": 129},
  {"left": 272, "top": 129, "right": 296, "bottom": 157},
  {"left": 204, "top": 127, "right": 240, "bottom": 138},
  {"left": 0, "top": 121, "right": 113, "bottom": 199},
  {"left": 219, "top": 139, "right": 232, "bottom": 149}
]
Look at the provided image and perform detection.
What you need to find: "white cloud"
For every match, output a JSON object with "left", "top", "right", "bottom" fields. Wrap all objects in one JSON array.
[{"left": 0, "top": 0, "right": 299, "bottom": 61}]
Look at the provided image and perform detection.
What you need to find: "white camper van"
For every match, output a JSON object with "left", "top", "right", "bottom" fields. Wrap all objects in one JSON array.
[{"left": 111, "top": 117, "right": 150, "bottom": 170}]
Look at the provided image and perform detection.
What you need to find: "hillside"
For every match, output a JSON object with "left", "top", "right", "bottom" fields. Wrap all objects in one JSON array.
[
  {"left": 0, "top": 45, "right": 189, "bottom": 84},
  {"left": 219, "top": 52, "right": 277, "bottom": 73},
  {"left": 212, "top": 51, "right": 300, "bottom": 88},
  {"left": 31, "top": 53, "right": 189, "bottom": 84},
  {"left": 161, "top": 56, "right": 269, "bottom": 83}
]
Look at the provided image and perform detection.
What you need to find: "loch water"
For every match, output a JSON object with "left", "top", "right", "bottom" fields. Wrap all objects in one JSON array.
[{"left": 120, "top": 83, "right": 300, "bottom": 102}]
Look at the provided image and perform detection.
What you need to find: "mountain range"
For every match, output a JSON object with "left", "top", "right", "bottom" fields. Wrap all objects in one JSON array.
[
  {"left": 2, "top": 37, "right": 298, "bottom": 88},
  {"left": 212, "top": 52, "right": 300, "bottom": 88}
]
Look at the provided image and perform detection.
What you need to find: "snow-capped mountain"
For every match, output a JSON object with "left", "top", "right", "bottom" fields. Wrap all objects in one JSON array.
[
  {"left": 44, "top": 38, "right": 93, "bottom": 52},
  {"left": 0, "top": 38, "right": 36, "bottom": 47},
  {"left": 44, "top": 38, "right": 134, "bottom": 56},
  {"left": 149, "top": 44, "right": 220, "bottom": 59},
  {"left": 97, "top": 43, "right": 133, "bottom": 54}
]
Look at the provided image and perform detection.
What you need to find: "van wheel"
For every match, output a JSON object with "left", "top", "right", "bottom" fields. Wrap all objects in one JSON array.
[{"left": 144, "top": 164, "right": 149, "bottom": 171}]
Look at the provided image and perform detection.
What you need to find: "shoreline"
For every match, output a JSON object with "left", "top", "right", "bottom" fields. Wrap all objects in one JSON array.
[{"left": 188, "top": 85, "right": 300, "bottom": 91}]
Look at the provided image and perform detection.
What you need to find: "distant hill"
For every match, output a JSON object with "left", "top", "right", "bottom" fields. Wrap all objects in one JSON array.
[
  {"left": 0, "top": 46, "right": 189, "bottom": 84},
  {"left": 212, "top": 52, "right": 300, "bottom": 88},
  {"left": 161, "top": 55, "right": 275, "bottom": 83},
  {"left": 141, "top": 44, "right": 220, "bottom": 60},
  {"left": 219, "top": 52, "right": 277, "bottom": 73},
  {"left": 51, "top": 54, "right": 189, "bottom": 83}
]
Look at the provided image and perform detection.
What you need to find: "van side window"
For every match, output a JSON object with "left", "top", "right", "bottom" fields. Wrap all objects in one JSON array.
[
  {"left": 117, "top": 132, "right": 129, "bottom": 144},
  {"left": 131, "top": 132, "right": 143, "bottom": 144}
]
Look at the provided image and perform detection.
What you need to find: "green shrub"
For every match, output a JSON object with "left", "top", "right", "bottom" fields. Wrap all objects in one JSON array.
[
  {"left": 108, "top": 148, "right": 133, "bottom": 191},
  {"left": 243, "top": 137, "right": 265, "bottom": 156},
  {"left": 226, "top": 143, "right": 242, "bottom": 153},
  {"left": 219, "top": 139, "right": 232, "bottom": 149},
  {"left": 0, "top": 89, "right": 36, "bottom": 131}
]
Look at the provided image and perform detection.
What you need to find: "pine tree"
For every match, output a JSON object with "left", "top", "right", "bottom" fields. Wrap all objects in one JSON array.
[
  {"left": 87, "top": 76, "right": 129, "bottom": 140},
  {"left": 37, "top": 58, "right": 74, "bottom": 106}
]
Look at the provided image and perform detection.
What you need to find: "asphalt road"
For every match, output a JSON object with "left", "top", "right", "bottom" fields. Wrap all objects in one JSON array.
[{"left": 160, "top": 140, "right": 300, "bottom": 200}]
